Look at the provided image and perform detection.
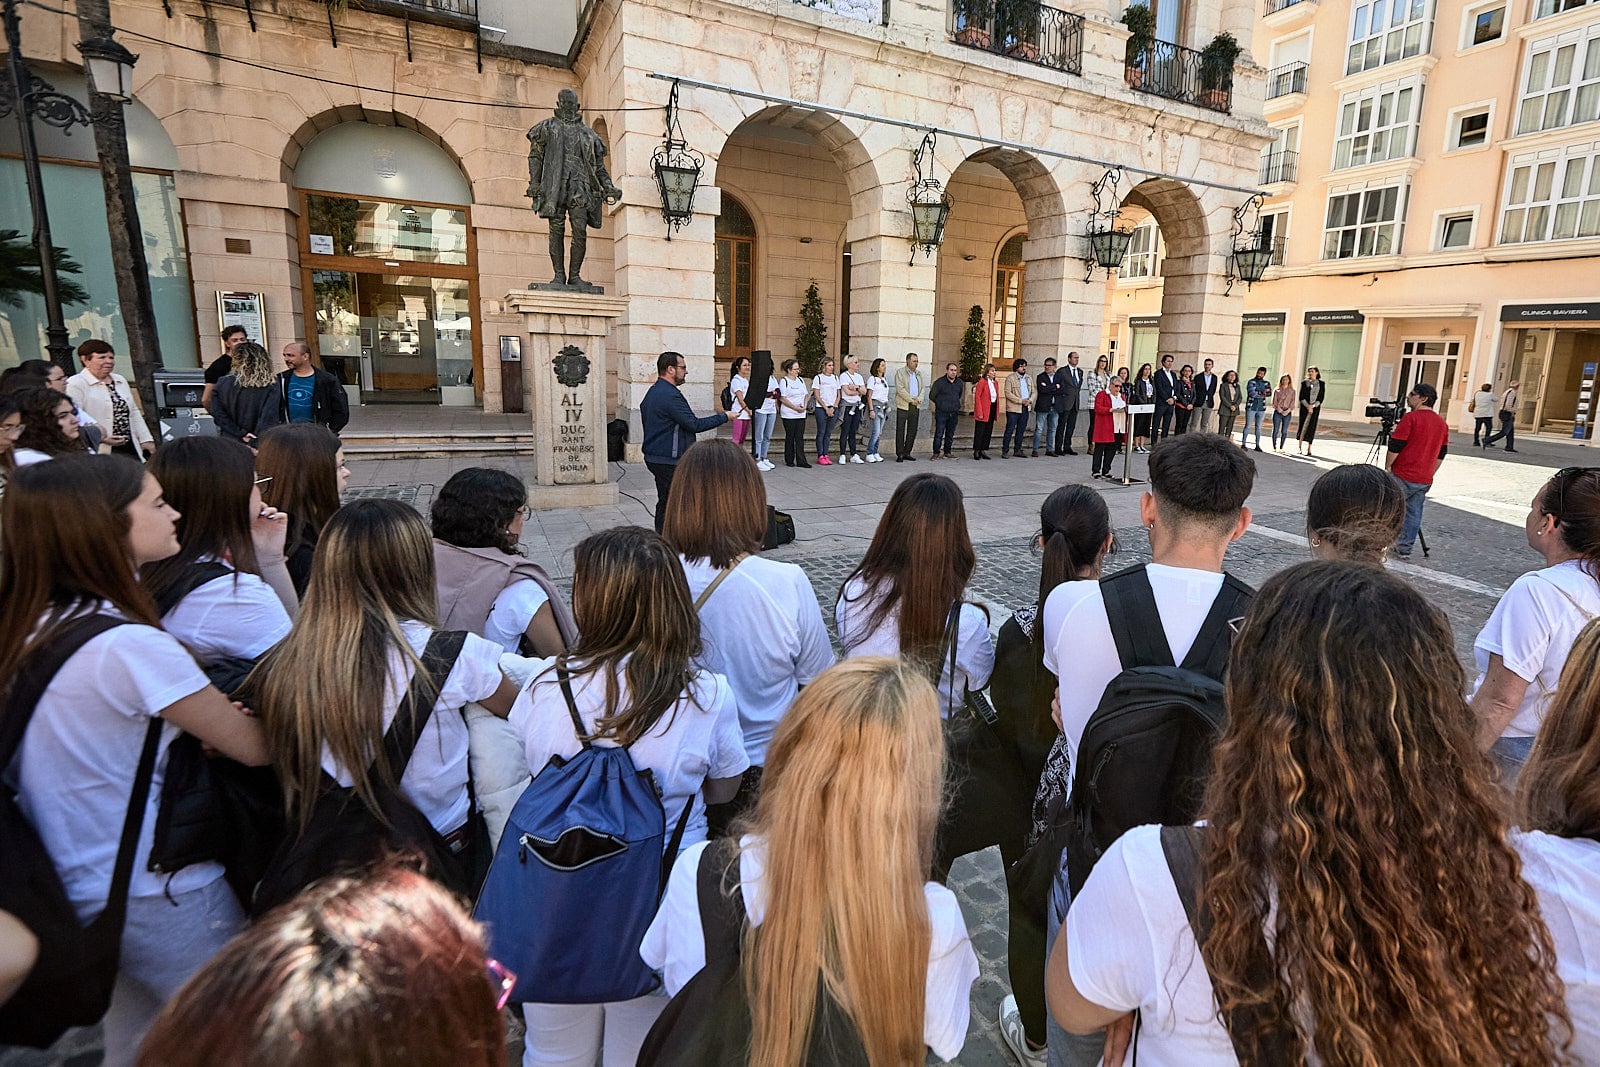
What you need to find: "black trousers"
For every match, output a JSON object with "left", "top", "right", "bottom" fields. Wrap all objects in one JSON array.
[
  {"left": 973, "top": 417, "right": 995, "bottom": 455},
  {"left": 1058, "top": 406, "right": 1079, "bottom": 452},
  {"left": 782, "top": 417, "right": 807, "bottom": 465},
  {"left": 1474, "top": 416, "right": 1494, "bottom": 444},
  {"left": 1155, "top": 402, "right": 1175, "bottom": 438},
  {"left": 895, "top": 406, "right": 920, "bottom": 458},
  {"left": 1093, "top": 440, "right": 1120, "bottom": 476},
  {"left": 646, "top": 460, "right": 675, "bottom": 533},
  {"left": 1485, "top": 411, "right": 1516, "bottom": 450},
  {"left": 1174, "top": 408, "right": 1191, "bottom": 435}
]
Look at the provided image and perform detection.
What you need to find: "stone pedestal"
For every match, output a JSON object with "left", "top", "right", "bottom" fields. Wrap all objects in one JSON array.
[{"left": 506, "top": 289, "right": 626, "bottom": 509}]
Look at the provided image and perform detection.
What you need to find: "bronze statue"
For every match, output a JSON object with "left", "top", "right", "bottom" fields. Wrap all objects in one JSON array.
[{"left": 527, "top": 88, "right": 621, "bottom": 290}]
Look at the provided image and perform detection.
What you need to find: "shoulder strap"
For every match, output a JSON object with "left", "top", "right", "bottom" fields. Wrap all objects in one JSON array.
[
  {"left": 1160, "top": 826, "right": 1295, "bottom": 1065},
  {"left": 660, "top": 798, "right": 696, "bottom": 901},
  {"left": 693, "top": 554, "right": 749, "bottom": 612},
  {"left": 0, "top": 613, "right": 128, "bottom": 768},
  {"left": 151, "top": 560, "right": 234, "bottom": 617},
  {"left": 103, "top": 718, "right": 163, "bottom": 933},
  {"left": 944, "top": 603, "right": 962, "bottom": 716},
  {"left": 1177, "top": 574, "right": 1254, "bottom": 679},
  {"left": 555, "top": 659, "right": 591, "bottom": 750},
  {"left": 696, "top": 837, "right": 748, "bottom": 962},
  {"left": 378, "top": 629, "right": 468, "bottom": 780},
  {"left": 1100, "top": 565, "right": 1175, "bottom": 670}
]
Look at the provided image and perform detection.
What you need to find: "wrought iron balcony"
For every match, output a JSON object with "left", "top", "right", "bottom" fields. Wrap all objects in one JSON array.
[
  {"left": 1264, "top": 0, "right": 1311, "bottom": 14},
  {"left": 1259, "top": 150, "right": 1298, "bottom": 184},
  {"left": 1266, "top": 61, "right": 1308, "bottom": 99},
  {"left": 343, "top": 0, "right": 478, "bottom": 28},
  {"left": 1125, "top": 38, "right": 1233, "bottom": 113},
  {"left": 949, "top": 0, "right": 1084, "bottom": 75}
]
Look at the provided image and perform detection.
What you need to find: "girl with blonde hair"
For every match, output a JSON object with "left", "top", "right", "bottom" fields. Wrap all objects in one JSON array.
[
  {"left": 641, "top": 658, "right": 978, "bottom": 1065},
  {"left": 209, "top": 341, "right": 282, "bottom": 447}
]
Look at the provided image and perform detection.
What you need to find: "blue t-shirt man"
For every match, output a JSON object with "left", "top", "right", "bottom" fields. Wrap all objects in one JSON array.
[{"left": 285, "top": 373, "right": 315, "bottom": 423}]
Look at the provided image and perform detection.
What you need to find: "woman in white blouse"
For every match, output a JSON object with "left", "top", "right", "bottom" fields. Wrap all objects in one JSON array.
[
  {"left": 864, "top": 357, "right": 890, "bottom": 463},
  {"left": 776, "top": 359, "right": 810, "bottom": 469},
  {"left": 726, "top": 356, "right": 752, "bottom": 449},
  {"left": 66, "top": 339, "right": 153, "bottom": 459}
]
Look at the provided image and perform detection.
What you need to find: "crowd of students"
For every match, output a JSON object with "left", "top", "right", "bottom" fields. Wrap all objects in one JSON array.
[{"left": 6, "top": 375, "right": 1600, "bottom": 1067}]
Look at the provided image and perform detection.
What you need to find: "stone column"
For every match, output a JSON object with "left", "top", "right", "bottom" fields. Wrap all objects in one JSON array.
[
  {"left": 1157, "top": 254, "right": 1246, "bottom": 374},
  {"left": 505, "top": 289, "right": 625, "bottom": 508},
  {"left": 847, "top": 231, "right": 938, "bottom": 373},
  {"left": 1020, "top": 230, "right": 1109, "bottom": 366}
]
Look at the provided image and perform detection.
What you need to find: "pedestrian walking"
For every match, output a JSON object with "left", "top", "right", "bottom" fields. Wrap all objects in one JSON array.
[
  {"left": 1485, "top": 380, "right": 1520, "bottom": 452},
  {"left": 1471, "top": 383, "right": 1496, "bottom": 446}
]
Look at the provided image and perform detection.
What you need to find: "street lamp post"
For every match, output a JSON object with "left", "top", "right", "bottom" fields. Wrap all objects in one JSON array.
[{"left": 0, "top": 0, "right": 92, "bottom": 375}]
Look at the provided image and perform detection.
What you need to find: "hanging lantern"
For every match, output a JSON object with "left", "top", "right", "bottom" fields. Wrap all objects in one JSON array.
[
  {"left": 907, "top": 131, "right": 953, "bottom": 260},
  {"left": 651, "top": 80, "right": 704, "bottom": 237},
  {"left": 1083, "top": 167, "right": 1133, "bottom": 281}
]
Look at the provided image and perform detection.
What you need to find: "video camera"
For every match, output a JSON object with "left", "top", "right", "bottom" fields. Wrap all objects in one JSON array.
[{"left": 1365, "top": 396, "right": 1403, "bottom": 433}]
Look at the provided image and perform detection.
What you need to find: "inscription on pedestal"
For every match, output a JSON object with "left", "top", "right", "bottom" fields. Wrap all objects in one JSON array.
[{"left": 554, "top": 389, "right": 593, "bottom": 483}]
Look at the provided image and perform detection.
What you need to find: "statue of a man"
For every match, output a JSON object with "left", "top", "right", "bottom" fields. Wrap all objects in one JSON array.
[{"left": 527, "top": 88, "right": 621, "bottom": 288}]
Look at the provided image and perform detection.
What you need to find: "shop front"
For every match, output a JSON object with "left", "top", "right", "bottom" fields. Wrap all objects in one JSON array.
[
  {"left": 1237, "top": 311, "right": 1286, "bottom": 383},
  {"left": 1498, "top": 302, "right": 1600, "bottom": 439},
  {"left": 1302, "top": 310, "right": 1365, "bottom": 413}
]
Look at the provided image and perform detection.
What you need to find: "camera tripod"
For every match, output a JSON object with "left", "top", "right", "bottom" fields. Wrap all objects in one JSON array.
[{"left": 1367, "top": 424, "right": 1429, "bottom": 558}]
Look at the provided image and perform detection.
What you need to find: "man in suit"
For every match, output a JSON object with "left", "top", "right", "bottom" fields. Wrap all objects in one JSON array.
[
  {"left": 1153, "top": 353, "right": 1178, "bottom": 441},
  {"left": 1033, "top": 357, "right": 1063, "bottom": 457},
  {"left": 1193, "top": 358, "right": 1219, "bottom": 434},
  {"left": 893, "top": 352, "right": 924, "bottom": 462},
  {"left": 1055, "top": 351, "right": 1084, "bottom": 456}
]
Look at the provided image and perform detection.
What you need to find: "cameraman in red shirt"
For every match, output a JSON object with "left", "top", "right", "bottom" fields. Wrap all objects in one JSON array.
[{"left": 1385, "top": 381, "right": 1450, "bottom": 558}]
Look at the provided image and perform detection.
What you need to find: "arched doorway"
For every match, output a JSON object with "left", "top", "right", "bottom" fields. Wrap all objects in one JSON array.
[
  {"left": 714, "top": 194, "right": 755, "bottom": 373},
  {"left": 992, "top": 232, "right": 1027, "bottom": 366},
  {"left": 292, "top": 122, "right": 476, "bottom": 405}
]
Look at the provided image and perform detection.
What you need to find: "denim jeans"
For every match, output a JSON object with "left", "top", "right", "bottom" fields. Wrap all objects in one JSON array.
[
  {"left": 866, "top": 407, "right": 886, "bottom": 455},
  {"left": 1033, "top": 409, "right": 1059, "bottom": 452},
  {"left": 752, "top": 410, "right": 776, "bottom": 460},
  {"left": 813, "top": 407, "right": 838, "bottom": 458},
  {"left": 1491, "top": 734, "right": 1536, "bottom": 788},
  {"left": 1271, "top": 411, "right": 1291, "bottom": 448},
  {"left": 933, "top": 410, "right": 959, "bottom": 455},
  {"left": 1045, "top": 849, "right": 1107, "bottom": 1067},
  {"left": 838, "top": 404, "right": 863, "bottom": 456},
  {"left": 1397, "top": 477, "right": 1429, "bottom": 554},
  {"left": 1003, "top": 410, "right": 1030, "bottom": 454},
  {"left": 1240, "top": 408, "right": 1264, "bottom": 448}
]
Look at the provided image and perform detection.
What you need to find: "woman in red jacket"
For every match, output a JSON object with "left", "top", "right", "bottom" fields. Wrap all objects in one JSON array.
[
  {"left": 1091, "top": 374, "right": 1126, "bottom": 480},
  {"left": 972, "top": 363, "right": 1001, "bottom": 461}
]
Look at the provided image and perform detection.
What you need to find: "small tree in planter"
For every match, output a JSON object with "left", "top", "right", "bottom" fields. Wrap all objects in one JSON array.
[
  {"left": 953, "top": 0, "right": 994, "bottom": 48},
  {"left": 1199, "top": 32, "right": 1241, "bottom": 109},
  {"left": 1121, "top": 4, "right": 1154, "bottom": 87},
  {"left": 996, "top": 0, "right": 1040, "bottom": 60},
  {"left": 959, "top": 305, "right": 988, "bottom": 383},
  {"left": 794, "top": 280, "right": 828, "bottom": 378}
]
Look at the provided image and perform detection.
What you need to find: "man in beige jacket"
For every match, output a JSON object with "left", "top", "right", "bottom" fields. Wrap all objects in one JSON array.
[{"left": 893, "top": 352, "right": 923, "bottom": 462}]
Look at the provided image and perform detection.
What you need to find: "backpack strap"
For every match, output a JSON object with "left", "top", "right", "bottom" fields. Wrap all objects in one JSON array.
[
  {"left": 150, "top": 560, "right": 234, "bottom": 618},
  {"left": 1159, "top": 826, "right": 1295, "bottom": 1065},
  {"left": 693, "top": 554, "right": 749, "bottom": 612},
  {"left": 696, "top": 837, "right": 747, "bottom": 962},
  {"left": 1176, "top": 574, "right": 1254, "bottom": 680},
  {"left": 378, "top": 630, "right": 469, "bottom": 781},
  {"left": 1100, "top": 565, "right": 1175, "bottom": 670},
  {"left": 554, "top": 658, "right": 591, "bottom": 750},
  {"left": 941, "top": 603, "right": 962, "bottom": 717}
]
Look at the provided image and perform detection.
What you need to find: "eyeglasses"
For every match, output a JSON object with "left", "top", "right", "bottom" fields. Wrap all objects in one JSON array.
[
  {"left": 0, "top": 422, "right": 21, "bottom": 437},
  {"left": 1545, "top": 467, "right": 1600, "bottom": 520},
  {"left": 486, "top": 957, "right": 517, "bottom": 1011}
]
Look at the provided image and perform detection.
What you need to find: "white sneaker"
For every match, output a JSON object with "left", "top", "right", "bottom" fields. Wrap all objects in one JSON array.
[
  {"left": 757, "top": 460, "right": 774, "bottom": 471},
  {"left": 998, "top": 995, "right": 1045, "bottom": 1066},
  {"left": 867, "top": 453, "right": 881, "bottom": 462},
  {"left": 849, "top": 454, "right": 864, "bottom": 464}
]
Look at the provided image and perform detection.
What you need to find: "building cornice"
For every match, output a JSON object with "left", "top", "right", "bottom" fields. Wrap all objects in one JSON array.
[
  {"left": 1329, "top": 52, "right": 1439, "bottom": 94},
  {"left": 1517, "top": 5, "right": 1600, "bottom": 41}
]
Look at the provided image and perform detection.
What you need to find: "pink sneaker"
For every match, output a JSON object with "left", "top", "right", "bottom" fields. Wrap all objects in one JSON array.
[{"left": 818, "top": 455, "right": 832, "bottom": 465}]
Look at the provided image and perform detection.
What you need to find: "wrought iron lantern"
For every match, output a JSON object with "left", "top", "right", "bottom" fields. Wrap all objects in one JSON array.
[
  {"left": 1083, "top": 167, "right": 1133, "bottom": 281},
  {"left": 651, "top": 79, "right": 704, "bottom": 238},
  {"left": 77, "top": 35, "right": 137, "bottom": 103},
  {"left": 1226, "top": 192, "right": 1271, "bottom": 294},
  {"left": 907, "top": 131, "right": 952, "bottom": 261}
]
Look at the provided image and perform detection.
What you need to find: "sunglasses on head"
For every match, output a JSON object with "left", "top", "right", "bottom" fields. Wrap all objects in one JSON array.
[{"left": 1545, "top": 467, "right": 1600, "bottom": 520}]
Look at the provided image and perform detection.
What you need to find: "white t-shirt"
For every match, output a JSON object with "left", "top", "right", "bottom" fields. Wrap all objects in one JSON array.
[
  {"left": 13, "top": 448, "right": 50, "bottom": 466},
  {"left": 159, "top": 561, "right": 292, "bottom": 662},
  {"left": 506, "top": 659, "right": 750, "bottom": 847},
  {"left": 1512, "top": 830, "right": 1600, "bottom": 1057},
  {"left": 835, "top": 576, "right": 995, "bottom": 714},
  {"left": 483, "top": 578, "right": 551, "bottom": 654},
  {"left": 320, "top": 621, "right": 504, "bottom": 835},
  {"left": 1042, "top": 564, "right": 1228, "bottom": 764},
  {"left": 756, "top": 376, "right": 779, "bottom": 417},
  {"left": 813, "top": 373, "right": 841, "bottom": 408},
  {"left": 867, "top": 375, "right": 890, "bottom": 405},
  {"left": 839, "top": 370, "right": 865, "bottom": 407},
  {"left": 778, "top": 377, "right": 808, "bottom": 418},
  {"left": 1472, "top": 560, "right": 1600, "bottom": 738},
  {"left": 13, "top": 611, "right": 217, "bottom": 916},
  {"left": 730, "top": 373, "right": 751, "bottom": 420},
  {"left": 680, "top": 555, "right": 835, "bottom": 765},
  {"left": 1065, "top": 825, "right": 1236, "bottom": 1065},
  {"left": 641, "top": 835, "right": 979, "bottom": 1063}
]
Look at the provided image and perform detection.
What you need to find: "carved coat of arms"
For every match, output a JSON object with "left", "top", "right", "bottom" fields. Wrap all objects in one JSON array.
[{"left": 553, "top": 344, "right": 591, "bottom": 387}]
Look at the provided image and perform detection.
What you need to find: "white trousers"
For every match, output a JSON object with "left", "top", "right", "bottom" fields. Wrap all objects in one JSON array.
[{"left": 522, "top": 994, "right": 667, "bottom": 1067}]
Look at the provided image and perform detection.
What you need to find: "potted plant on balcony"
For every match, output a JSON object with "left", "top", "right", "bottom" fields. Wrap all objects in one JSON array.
[
  {"left": 1199, "top": 31, "right": 1241, "bottom": 109},
  {"left": 953, "top": 0, "right": 994, "bottom": 48},
  {"left": 959, "top": 305, "right": 987, "bottom": 382},
  {"left": 997, "top": 0, "right": 1040, "bottom": 60},
  {"left": 1121, "top": 4, "right": 1155, "bottom": 88}
]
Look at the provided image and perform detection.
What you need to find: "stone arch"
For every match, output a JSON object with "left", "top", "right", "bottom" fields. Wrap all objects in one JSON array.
[
  {"left": 1122, "top": 176, "right": 1242, "bottom": 370},
  {"left": 1121, "top": 176, "right": 1210, "bottom": 265},
  {"left": 279, "top": 108, "right": 472, "bottom": 193}
]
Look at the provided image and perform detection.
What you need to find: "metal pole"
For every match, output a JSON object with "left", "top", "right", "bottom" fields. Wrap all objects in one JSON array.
[{"left": 2, "top": 0, "right": 74, "bottom": 375}]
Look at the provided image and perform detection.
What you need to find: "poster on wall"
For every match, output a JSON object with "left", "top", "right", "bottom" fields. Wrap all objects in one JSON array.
[{"left": 217, "top": 292, "right": 267, "bottom": 349}]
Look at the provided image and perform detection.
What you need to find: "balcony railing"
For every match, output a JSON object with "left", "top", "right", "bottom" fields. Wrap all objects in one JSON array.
[
  {"left": 1125, "top": 38, "right": 1233, "bottom": 113},
  {"left": 1259, "top": 150, "right": 1298, "bottom": 184},
  {"left": 950, "top": 0, "right": 1085, "bottom": 75},
  {"left": 343, "top": 0, "right": 477, "bottom": 26},
  {"left": 1266, "top": 61, "right": 1308, "bottom": 99},
  {"left": 1264, "top": 0, "right": 1310, "bottom": 13}
]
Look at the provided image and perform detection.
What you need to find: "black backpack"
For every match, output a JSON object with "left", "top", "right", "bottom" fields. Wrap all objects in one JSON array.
[
  {"left": 1061, "top": 564, "right": 1252, "bottom": 897},
  {"left": 0, "top": 614, "right": 156, "bottom": 1048},
  {"left": 250, "top": 630, "right": 470, "bottom": 916},
  {"left": 721, "top": 382, "right": 735, "bottom": 412},
  {"left": 637, "top": 839, "right": 869, "bottom": 1067}
]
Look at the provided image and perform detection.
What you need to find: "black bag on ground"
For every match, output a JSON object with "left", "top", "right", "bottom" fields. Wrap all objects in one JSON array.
[
  {"left": 1061, "top": 564, "right": 1252, "bottom": 897},
  {"left": 0, "top": 614, "right": 160, "bottom": 1049},
  {"left": 607, "top": 418, "right": 628, "bottom": 462},
  {"left": 637, "top": 839, "right": 869, "bottom": 1067},
  {"left": 250, "top": 630, "right": 469, "bottom": 916},
  {"left": 762, "top": 505, "right": 795, "bottom": 549}
]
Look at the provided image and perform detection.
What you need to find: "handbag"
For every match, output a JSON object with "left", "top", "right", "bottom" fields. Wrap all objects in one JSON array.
[{"left": 763, "top": 506, "right": 796, "bottom": 549}]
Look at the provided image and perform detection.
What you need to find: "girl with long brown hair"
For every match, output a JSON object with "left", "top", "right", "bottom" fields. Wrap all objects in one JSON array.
[
  {"left": 13, "top": 386, "right": 95, "bottom": 463},
  {"left": 641, "top": 658, "right": 978, "bottom": 1065},
  {"left": 1048, "top": 561, "right": 1569, "bottom": 1065},
  {"left": 0, "top": 456, "right": 267, "bottom": 1062},
  {"left": 507, "top": 524, "right": 748, "bottom": 1066},
  {"left": 254, "top": 422, "right": 348, "bottom": 595}
]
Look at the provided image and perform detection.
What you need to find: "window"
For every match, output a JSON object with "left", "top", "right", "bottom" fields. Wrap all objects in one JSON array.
[
  {"left": 1439, "top": 213, "right": 1474, "bottom": 247},
  {"left": 1333, "top": 79, "right": 1423, "bottom": 169},
  {"left": 991, "top": 233, "right": 1026, "bottom": 366},
  {"left": 1499, "top": 144, "right": 1600, "bottom": 243},
  {"left": 1261, "top": 124, "right": 1300, "bottom": 183},
  {"left": 1119, "top": 219, "right": 1163, "bottom": 279},
  {"left": 1536, "top": 0, "right": 1596, "bottom": 19},
  {"left": 1466, "top": 4, "right": 1505, "bottom": 45},
  {"left": 1455, "top": 109, "right": 1491, "bottom": 146},
  {"left": 1347, "top": 0, "right": 1432, "bottom": 75},
  {"left": 1323, "top": 184, "right": 1407, "bottom": 258},
  {"left": 1515, "top": 29, "right": 1600, "bottom": 135},
  {"left": 1258, "top": 210, "right": 1289, "bottom": 263}
]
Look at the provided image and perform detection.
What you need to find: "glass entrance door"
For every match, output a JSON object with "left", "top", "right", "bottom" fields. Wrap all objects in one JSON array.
[
  {"left": 1398, "top": 340, "right": 1461, "bottom": 420},
  {"left": 311, "top": 271, "right": 473, "bottom": 404}
]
